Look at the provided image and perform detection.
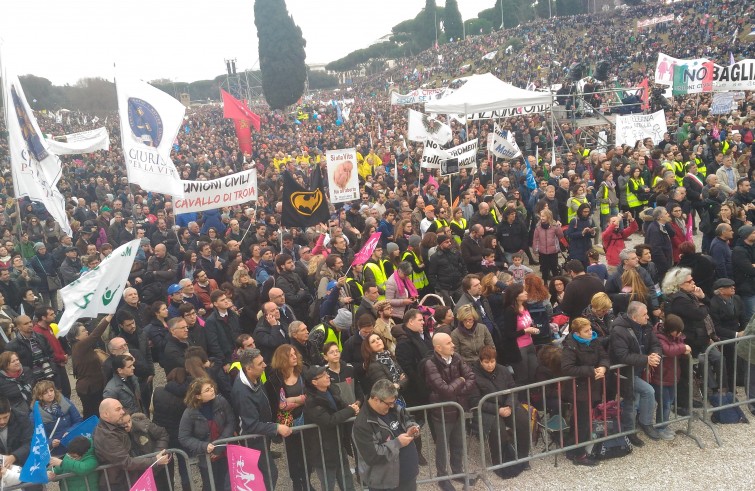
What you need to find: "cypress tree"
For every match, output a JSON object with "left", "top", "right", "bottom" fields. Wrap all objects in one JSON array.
[
  {"left": 444, "top": 0, "right": 463, "bottom": 41},
  {"left": 254, "top": 0, "right": 307, "bottom": 110}
]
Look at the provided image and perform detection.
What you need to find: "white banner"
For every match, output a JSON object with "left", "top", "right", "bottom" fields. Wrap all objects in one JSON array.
[
  {"left": 57, "top": 239, "right": 141, "bottom": 337},
  {"left": 637, "top": 14, "right": 674, "bottom": 29},
  {"left": 469, "top": 103, "right": 551, "bottom": 120},
  {"left": 117, "top": 77, "right": 185, "bottom": 197},
  {"left": 655, "top": 52, "right": 710, "bottom": 86},
  {"left": 488, "top": 124, "right": 522, "bottom": 159},
  {"left": 326, "top": 148, "right": 359, "bottom": 204},
  {"left": 390, "top": 88, "right": 447, "bottom": 105},
  {"left": 407, "top": 109, "right": 452, "bottom": 144},
  {"left": 615, "top": 110, "right": 668, "bottom": 148},
  {"left": 710, "top": 93, "right": 737, "bottom": 115},
  {"left": 173, "top": 168, "right": 258, "bottom": 214},
  {"left": 46, "top": 127, "right": 110, "bottom": 155},
  {"left": 482, "top": 50, "right": 498, "bottom": 61},
  {"left": 2, "top": 66, "right": 72, "bottom": 236},
  {"left": 421, "top": 139, "right": 478, "bottom": 169},
  {"left": 711, "top": 59, "right": 755, "bottom": 92}
]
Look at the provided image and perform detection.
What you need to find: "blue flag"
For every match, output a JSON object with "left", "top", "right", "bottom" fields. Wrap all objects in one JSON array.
[
  {"left": 525, "top": 155, "right": 537, "bottom": 191},
  {"left": 60, "top": 415, "right": 99, "bottom": 447},
  {"left": 20, "top": 401, "right": 50, "bottom": 484}
]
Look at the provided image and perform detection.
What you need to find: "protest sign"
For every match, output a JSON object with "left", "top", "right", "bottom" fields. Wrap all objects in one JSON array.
[
  {"left": 173, "top": 169, "right": 258, "bottom": 214},
  {"left": 326, "top": 148, "right": 359, "bottom": 204},
  {"left": 615, "top": 110, "right": 668, "bottom": 147}
]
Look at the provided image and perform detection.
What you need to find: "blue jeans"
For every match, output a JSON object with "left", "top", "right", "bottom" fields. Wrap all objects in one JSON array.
[
  {"left": 621, "top": 376, "right": 656, "bottom": 429},
  {"left": 652, "top": 385, "right": 675, "bottom": 429}
]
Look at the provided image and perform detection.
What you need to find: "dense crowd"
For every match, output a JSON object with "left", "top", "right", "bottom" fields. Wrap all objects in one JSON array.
[{"left": 0, "top": 0, "right": 754, "bottom": 490}]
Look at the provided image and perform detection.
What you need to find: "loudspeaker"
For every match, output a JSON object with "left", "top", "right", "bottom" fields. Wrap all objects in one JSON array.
[
  {"left": 594, "top": 60, "right": 610, "bottom": 82},
  {"left": 569, "top": 62, "right": 585, "bottom": 81}
]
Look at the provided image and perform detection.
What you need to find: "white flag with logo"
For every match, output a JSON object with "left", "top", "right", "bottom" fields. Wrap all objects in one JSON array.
[
  {"left": 1, "top": 63, "right": 72, "bottom": 236},
  {"left": 488, "top": 124, "right": 522, "bottom": 159},
  {"left": 116, "top": 77, "right": 185, "bottom": 197},
  {"left": 46, "top": 127, "right": 110, "bottom": 155},
  {"left": 407, "top": 109, "right": 452, "bottom": 144},
  {"left": 57, "top": 239, "right": 141, "bottom": 337}
]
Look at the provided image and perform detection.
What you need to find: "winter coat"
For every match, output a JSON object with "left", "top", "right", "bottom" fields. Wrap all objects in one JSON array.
[
  {"left": 566, "top": 215, "right": 597, "bottom": 264},
  {"left": 709, "top": 294, "right": 748, "bottom": 340},
  {"left": 103, "top": 375, "right": 143, "bottom": 415},
  {"left": 204, "top": 309, "right": 241, "bottom": 365},
  {"left": 664, "top": 291, "right": 713, "bottom": 354},
  {"left": 230, "top": 371, "right": 278, "bottom": 445},
  {"left": 161, "top": 336, "right": 189, "bottom": 375},
  {"left": 152, "top": 383, "right": 186, "bottom": 446},
  {"left": 650, "top": 327, "right": 687, "bottom": 386},
  {"left": 93, "top": 420, "right": 154, "bottom": 491},
  {"left": 302, "top": 385, "right": 357, "bottom": 469},
  {"left": 0, "top": 368, "right": 32, "bottom": 414},
  {"left": 352, "top": 401, "right": 419, "bottom": 490},
  {"left": 561, "top": 334, "right": 610, "bottom": 403},
  {"left": 428, "top": 248, "right": 467, "bottom": 291},
  {"left": 732, "top": 242, "right": 755, "bottom": 297},
  {"left": 645, "top": 221, "right": 674, "bottom": 278},
  {"left": 450, "top": 323, "right": 495, "bottom": 365},
  {"left": 71, "top": 316, "right": 109, "bottom": 396},
  {"left": 461, "top": 236, "right": 485, "bottom": 273},
  {"left": 532, "top": 222, "right": 564, "bottom": 255},
  {"left": 178, "top": 395, "right": 235, "bottom": 467},
  {"left": 497, "top": 218, "right": 529, "bottom": 253},
  {"left": 605, "top": 265, "right": 659, "bottom": 311},
  {"left": 37, "top": 396, "right": 83, "bottom": 443},
  {"left": 276, "top": 270, "right": 312, "bottom": 322},
  {"left": 30, "top": 252, "right": 58, "bottom": 292},
  {"left": 560, "top": 274, "right": 606, "bottom": 320},
  {"left": 51, "top": 444, "right": 99, "bottom": 491},
  {"left": 601, "top": 220, "right": 638, "bottom": 266},
  {"left": 469, "top": 361, "right": 517, "bottom": 435},
  {"left": 609, "top": 313, "right": 661, "bottom": 401},
  {"left": 0, "top": 410, "right": 32, "bottom": 465},
  {"left": 424, "top": 352, "right": 476, "bottom": 421},
  {"left": 128, "top": 412, "right": 170, "bottom": 456},
  {"left": 677, "top": 253, "right": 717, "bottom": 298},
  {"left": 394, "top": 326, "right": 433, "bottom": 407},
  {"left": 709, "top": 237, "right": 733, "bottom": 279}
]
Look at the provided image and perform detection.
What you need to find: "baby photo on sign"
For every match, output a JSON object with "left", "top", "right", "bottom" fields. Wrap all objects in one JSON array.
[{"left": 326, "top": 148, "right": 359, "bottom": 204}]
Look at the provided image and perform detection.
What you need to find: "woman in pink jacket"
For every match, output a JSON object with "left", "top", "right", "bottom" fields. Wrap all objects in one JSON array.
[
  {"left": 601, "top": 213, "right": 638, "bottom": 268},
  {"left": 532, "top": 209, "right": 564, "bottom": 282}
]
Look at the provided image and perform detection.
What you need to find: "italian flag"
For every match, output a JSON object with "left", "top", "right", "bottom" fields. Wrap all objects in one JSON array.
[{"left": 672, "top": 60, "right": 714, "bottom": 96}]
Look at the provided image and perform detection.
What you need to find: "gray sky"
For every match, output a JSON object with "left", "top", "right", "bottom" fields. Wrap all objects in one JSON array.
[{"left": 1, "top": 0, "right": 494, "bottom": 85}]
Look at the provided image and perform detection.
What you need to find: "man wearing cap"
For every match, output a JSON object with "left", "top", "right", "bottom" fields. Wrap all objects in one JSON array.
[
  {"left": 710, "top": 277, "right": 748, "bottom": 392},
  {"left": 732, "top": 225, "right": 755, "bottom": 320},
  {"left": 311, "top": 308, "right": 351, "bottom": 355},
  {"left": 302, "top": 364, "right": 359, "bottom": 491},
  {"left": 76, "top": 226, "right": 97, "bottom": 257},
  {"left": 58, "top": 246, "right": 82, "bottom": 286},
  {"left": 428, "top": 234, "right": 467, "bottom": 305},
  {"left": 166, "top": 284, "right": 185, "bottom": 318},
  {"left": 420, "top": 205, "right": 436, "bottom": 235}
]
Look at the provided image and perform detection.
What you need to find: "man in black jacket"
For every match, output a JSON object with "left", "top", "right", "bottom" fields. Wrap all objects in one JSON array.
[
  {"left": 275, "top": 254, "right": 312, "bottom": 323},
  {"left": 253, "top": 302, "right": 290, "bottom": 363},
  {"left": 0, "top": 396, "right": 33, "bottom": 470},
  {"left": 161, "top": 317, "right": 190, "bottom": 374},
  {"left": 204, "top": 290, "right": 241, "bottom": 370},
  {"left": 609, "top": 301, "right": 663, "bottom": 444},
  {"left": 560, "top": 260, "right": 606, "bottom": 320},
  {"left": 428, "top": 235, "right": 467, "bottom": 305},
  {"left": 461, "top": 224, "right": 485, "bottom": 273},
  {"left": 732, "top": 225, "right": 755, "bottom": 321},
  {"left": 496, "top": 207, "right": 529, "bottom": 266},
  {"left": 6, "top": 315, "right": 56, "bottom": 384}
]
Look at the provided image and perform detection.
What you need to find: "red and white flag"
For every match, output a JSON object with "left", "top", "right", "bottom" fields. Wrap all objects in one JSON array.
[
  {"left": 130, "top": 467, "right": 158, "bottom": 491},
  {"left": 352, "top": 232, "right": 382, "bottom": 267},
  {"left": 227, "top": 444, "right": 265, "bottom": 491}
]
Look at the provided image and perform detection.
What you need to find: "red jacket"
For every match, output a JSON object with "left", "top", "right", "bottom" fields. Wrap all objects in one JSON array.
[
  {"left": 33, "top": 323, "right": 67, "bottom": 365},
  {"left": 650, "top": 326, "right": 687, "bottom": 386},
  {"left": 601, "top": 219, "right": 638, "bottom": 266}
]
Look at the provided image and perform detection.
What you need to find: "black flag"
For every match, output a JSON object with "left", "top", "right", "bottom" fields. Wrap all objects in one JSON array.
[{"left": 281, "top": 170, "right": 330, "bottom": 228}]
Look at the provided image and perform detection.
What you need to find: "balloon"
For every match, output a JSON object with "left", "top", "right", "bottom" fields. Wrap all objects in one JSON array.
[
  {"left": 312, "top": 114, "right": 318, "bottom": 120},
  {"left": 317, "top": 125, "right": 322, "bottom": 132},
  {"left": 336, "top": 119, "right": 343, "bottom": 126},
  {"left": 295, "top": 120, "right": 302, "bottom": 125}
]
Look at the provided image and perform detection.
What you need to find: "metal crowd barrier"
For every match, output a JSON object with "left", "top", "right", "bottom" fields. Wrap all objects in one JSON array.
[
  {"left": 205, "top": 401, "right": 470, "bottom": 491},
  {"left": 6, "top": 448, "right": 195, "bottom": 491},
  {"left": 698, "top": 334, "right": 755, "bottom": 446}
]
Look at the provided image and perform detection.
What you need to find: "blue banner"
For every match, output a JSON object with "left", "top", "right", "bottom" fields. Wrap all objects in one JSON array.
[
  {"left": 61, "top": 415, "right": 99, "bottom": 447},
  {"left": 20, "top": 401, "right": 50, "bottom": 484}
]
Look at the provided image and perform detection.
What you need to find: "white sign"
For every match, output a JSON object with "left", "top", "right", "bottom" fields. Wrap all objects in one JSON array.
[
  {"left": 57, "top": 239, "right": 141, "bottom": 337},
  {"left": 390, "top": 88, "right": 447, "bottom": 105},
  {"left": 469, "top": 103, "right": 551, "bottom": 120},
  {"left": 637, "top": 14, "right": 674, "bottom": 29},
  {"left": 117, "top": 76, "right": 185, "bottom": 197},
  {"left": 482, "top": 50, "right": 498, "bottom": 61},
  {"left": 407, "top": 109, "right": 452, "bottom": 144},
  {"left": 712, "top": 60, "right": 755, "bottom": 92},
  {"left": 655, "top": 52, "right": 710, "bottom": 86},
  {"left": 326, "top": 148, "right": 359, "bottom": 204},
  {"left": 46, "top": 127, "right": 110, "bottom": 155},
  {"left": 711, "top": 93, "right": 737, "bottom": 115},
  {"left": 421, "top": 139, "right": 478, "bottom": 169},
  {"left": 173, "top": 169, "right": 258, "bottom": 214},
  {"left": 488, "top": 124, "right": 522, "bottom": 159},
  {"left": 615, "top": 110, "right": 668, "bottom": 147}
]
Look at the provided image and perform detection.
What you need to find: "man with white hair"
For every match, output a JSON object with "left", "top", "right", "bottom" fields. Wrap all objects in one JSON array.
[{"left": 645, "top": 207, "right": 673, "bottom": 280}]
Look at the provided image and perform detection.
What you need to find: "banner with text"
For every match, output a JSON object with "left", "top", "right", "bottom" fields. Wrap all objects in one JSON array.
[
  {"left": 488, "top": 124, "right": 522, "bottom": 159},
  {"left": 655, "top": 52, "right": 709, "bottom": 86},
  {"left": 615, "top": 110, "right": 668, "bottom": 147},
  {"left": 390, "top": 88, "right": 447, "bottom": 105},
  {"left": 326, "top": 148, "right": 359, "bottom": 204},
  {"left": 469, "top": 103, "right": 551, "bottom": 120},
  {"left": 174, "top": 168, "right": 258, "bottom": 214},
  {"left": 421, "top": 139, "right": 478, "bottom": 169},
  {"left": 637, "top": 14, "right": 674, "bottom": 29},
  {"left": 710, "top": 92, "right": 737, "bottom": 115},
  {"left": 46, "top": 127, "right": 110, "bottom": 155},
  {"left": 711, "top": 59, "right": 755, "bottom": 91}
]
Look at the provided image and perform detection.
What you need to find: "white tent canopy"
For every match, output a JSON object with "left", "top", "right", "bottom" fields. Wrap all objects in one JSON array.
[{"left": 425, "top": 72, "right": 552, "bottom": 115}]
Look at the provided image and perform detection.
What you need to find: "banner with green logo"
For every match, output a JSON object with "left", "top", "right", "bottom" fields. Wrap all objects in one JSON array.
[{"left": 57, "top": 239, "right": 141, "bottom": 337}]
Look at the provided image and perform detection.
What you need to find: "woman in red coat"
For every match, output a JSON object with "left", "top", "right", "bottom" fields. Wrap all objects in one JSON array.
[{"left": 601, "top": 213, "right": 638, "bottom": 268}]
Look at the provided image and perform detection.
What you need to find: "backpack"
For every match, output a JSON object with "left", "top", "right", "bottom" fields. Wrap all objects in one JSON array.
[
  {"left": 709, "top": 392, "right": 748, "bottom": 424},
  {"left": 590, "top": 418, "right": 632, "bottom": 460},
  {"left": 527, "top": 301, "right": 552, "bottom": 345},
  {"left": 698, "top": 207, "right": 713, "bottom": 234}
]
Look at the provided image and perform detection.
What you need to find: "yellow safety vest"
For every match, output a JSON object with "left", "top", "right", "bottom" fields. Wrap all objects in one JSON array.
[
  {"left": 433, "top": 218, "right": 449, "bottom": 231},
  {"left": 312, "top": 323, "right": 343, "bottom": 351},
  {"left": 567, "top": 196, "right": 588, "bottom": 223},
  {"left": 450, "top": 218, "right": 468, "bottom": 244},
  {"left": 490, "top": 209, "right": 499, "bottom": 224},
  {"left": 401, "top": 250, "right": 429, "bottom": 290},
  {"left": 694, "top": 157, "right": 707, "bottom": 178},
  {"left": 626, "top": 177, "right": 647, "bottom": 208},
  {"left": 364, "top": 261, "right": 388, "bottom": 300},
  {"left": 673, "top": 161, "right": 685, "bottom": 185},
  {"left": 230, "top": 362, "right": 267, "bottom": 384},
  {"left": 599, "top": 185, "right": 610, "bottom": 215},
  {"left": 722, "top": 140, "right": 731, "bottom": 155},
  {"left": 345, "top": 278, "right": 364, "bottom": 313}
]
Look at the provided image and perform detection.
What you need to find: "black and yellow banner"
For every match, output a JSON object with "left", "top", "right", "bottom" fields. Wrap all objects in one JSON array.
[{"left": 281, "top": 170, "right": 330, "bottom": 228}]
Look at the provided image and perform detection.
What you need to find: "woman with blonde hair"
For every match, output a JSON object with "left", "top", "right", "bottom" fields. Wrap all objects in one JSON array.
[
  {"left": 581, "top": 292, "right": 614, "bottom": 348},
  {"left": 533, "top": 208, "right": 564, "bottom": 282},
  {"left": 523, "top": 274, "right": 554, "bottom": 345},
  {"left": 451, "top": 304, "right": 495, "bottom": 364},
  {"left": 481, "top": 271, "right": 512, "bottom": 322},
  {"left": 232, "top": 267, "right": 260, "bottom": 329},
  {"left": 31, "top": 379, "right": 82, "bottom": 455}
]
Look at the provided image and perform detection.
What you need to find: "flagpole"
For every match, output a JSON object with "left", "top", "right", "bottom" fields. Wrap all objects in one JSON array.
[{"left": 0, "top": 43, "right": 22, "bottom": 245}]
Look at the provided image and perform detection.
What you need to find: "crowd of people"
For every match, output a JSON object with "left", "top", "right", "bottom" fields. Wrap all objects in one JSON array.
[{"left": 0, "top": 0, "right": 754, "bottom": 490}]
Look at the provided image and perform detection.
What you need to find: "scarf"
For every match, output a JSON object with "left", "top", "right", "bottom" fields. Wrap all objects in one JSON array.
[
  {"left": 686, "top": 172, "right": 703, "bottom": 187},
  {"left": 392, "top": 272, "right": 418, "bottom": 298},
  {"left": 572, "top": 331, "right": 598, "bottom": 346},
  {"left": 604, "top": 179, "right": 616, "bottom": 190},
  {"left": 375, "top": 350, "right": 403, "bottom": 383}
]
